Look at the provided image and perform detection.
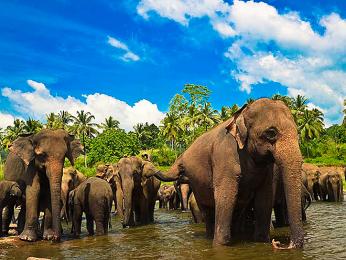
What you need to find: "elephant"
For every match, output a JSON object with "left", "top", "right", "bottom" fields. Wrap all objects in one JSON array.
[
  {"left": 0, "top": 180, "right": 22, "bottom": 235},
  {"left": 174, "top": 180, "right": 191, "bottom": 211},
  {"left": 161, "top": 185, "right": 178, "bottom": 210},
  {"left": 68, "top": 177, "right": 113, "bottom": 237},
  {"left": 95, "top": 164, "right": 118, "bottom": 214},
  {"left": 319, "top": 170, "right": 344, "bottom": 202},
  {"left": 188, "top": 192, "right": 204, "bottom": 223},
  {"left": 60, "top": 167, "right": 86, "bottom": 221},
  {"left": 157, "top": 184, "right": 169, "bottom": 208},
  {"left": 302, "top": 163, "right": 321, "bottom": 201},
  {"left": 115, "top": 156, "right": 161, "bottom": 227},
  {"left": 3, "top": 129, "right": 83, "bottom": 241},
  {"left": 152, "top": 98, "right": 304, "bottom": 248}
]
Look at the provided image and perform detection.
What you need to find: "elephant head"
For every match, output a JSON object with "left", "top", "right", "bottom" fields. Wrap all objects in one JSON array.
[
  {"left": 116, "top": 156, "right": 160, "bottom": 227},
  {"left": 225, "top": 98, "right": 304, "bottom": 248},
  {"left": 61, "top": 167, "right": 86, "bottom": 220},
  {"left": 9, "top": 129, "right": 83, "bottom": 239}
]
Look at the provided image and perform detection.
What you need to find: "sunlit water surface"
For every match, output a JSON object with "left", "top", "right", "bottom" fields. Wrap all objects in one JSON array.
[{"left": 0, "top": 199, "right": 345, "bottom": 260}]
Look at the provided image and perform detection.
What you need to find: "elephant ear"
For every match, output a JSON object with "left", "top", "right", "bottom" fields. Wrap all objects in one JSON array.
[
  {"left": 9, "top": 136, "right": 35, "bottom": 166},
  {"left": 225, "top": 106, "right": 248, "bottom": 149},
  {"left": 142, "top": 161, "right": 159, "bottom": 178},
  {"left": 66, "top": 138, "right": 84, "bottom": 166}
]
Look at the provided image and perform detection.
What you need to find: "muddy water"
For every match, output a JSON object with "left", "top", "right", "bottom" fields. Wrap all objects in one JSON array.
[{"left": 0, "top": 201, "right": 345, "bottom": 260}]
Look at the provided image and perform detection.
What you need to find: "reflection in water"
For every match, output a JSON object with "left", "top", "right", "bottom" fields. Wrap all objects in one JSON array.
[{"left": 0, "top": 201, "right": 345, "bottom": 260}]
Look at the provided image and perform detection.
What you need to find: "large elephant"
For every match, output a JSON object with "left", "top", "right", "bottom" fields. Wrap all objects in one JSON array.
[
  {"left": 0, "top": 180, "right": 22, "bottom": 235},
  {"left": 152, "top": 98, "right": 304, "bottom": 248},
  {"left": 302, "top": 163, "right": 321, "bottom": 201},
  {"left": 60, "top": 167, "right": 86, "bottom": 221},
  {"left": 3, "top": 129, "right": 83, "bottom": 241},
  {"left": 115, "top": 156, "right": 161, "bottom": 227},
  {"left": 68, "top": 177, "right": 113, "bottom": 236},
  {"left": 319, "top": 170, "right": 344, "bottom": 202}
]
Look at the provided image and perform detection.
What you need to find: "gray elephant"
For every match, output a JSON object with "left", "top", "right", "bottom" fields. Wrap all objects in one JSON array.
[
  {"left": 68, "top": 177, "right": 113, "bottom": 237},
  {"left": 319, "top": 170, "right": 344, "bottom": 202},
  {"left": 161, "top": 185, "right": 177, "bottom": 210},
  {"left": 3, "top": 129, "right": 83, "bottom": 241},
  {"left": 157, "top": 184, "right": 169, "bottom": 208},
  {"left": 61, "top": 167, "right": 86, "bottom": 221},
  {"left": 302, "top": 163, "right": 321, "bottom": 200},
  {"left": 0, "top": 180, "right": 22, "bottom": 235},
  {"left": 152, "top": 98, "right": 304, "bottom": 249},
  {"left": 115, "top": 156, "right": 161, "bottom": 227}
]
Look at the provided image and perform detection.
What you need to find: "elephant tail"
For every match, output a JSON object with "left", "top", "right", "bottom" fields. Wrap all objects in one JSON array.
[{"left": 104, "top": 197, "right": 112, "bottom": 230}]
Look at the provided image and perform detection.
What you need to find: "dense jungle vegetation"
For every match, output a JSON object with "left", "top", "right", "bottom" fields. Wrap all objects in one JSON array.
[{"left": 0, "top": 84, "right": 345, "bottom": 179}]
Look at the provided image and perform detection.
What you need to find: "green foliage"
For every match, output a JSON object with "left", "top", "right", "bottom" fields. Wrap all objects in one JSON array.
[
  {"left": 87, "top": 129, "right": 140, "bottom": 165},
  {"left": 150, "top": 146, "right": 180, "bottom": 166},
  {"left": 133, "top": 123, "right": 162, "bottom": 149}
]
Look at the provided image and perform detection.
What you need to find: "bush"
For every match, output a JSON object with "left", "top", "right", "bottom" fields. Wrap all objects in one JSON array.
[
  {"left": 151, "top": 146, "right": 179, "bottom": 166},
  {"left": 87, "top": 129, "right": 140, "bottom": 166}
]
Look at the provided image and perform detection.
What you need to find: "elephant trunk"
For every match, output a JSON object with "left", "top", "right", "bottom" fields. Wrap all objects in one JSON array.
[
  {"left": 154, "top": 159, "right": 182, "bottom": 182},
  {"left": 122, "top": 179, "right": 134, "bottom": 228},
  {"left": 274, "top": 135, "right": 304, "bottom": 249},
  {"left": 47, "top": 160, "right": 64, "bottom": 241}
]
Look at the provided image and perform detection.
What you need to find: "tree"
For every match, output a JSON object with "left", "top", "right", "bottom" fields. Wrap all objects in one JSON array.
[
  {"left": 23, "top": 118, "right": 43, "bottom": 134},
  {"left": 298, "top": 109, "right": 324, "bottom": 145},
  {"left": 219, "top": 104, "right": 239, "bottom": 121},
  {"left": 160, "top": 112, "right": 182, "bottom": 149},
  {"left": 3, "top": 119, "right": 25, "bottom": 147},
  {"left": 197, "top": 102, "right": 220, "bottom": 131},
  {"left": 343, "top": 99, "right": 346, "bottom": 125},
  {"left": 87, "top": 129, "right": 140, "bottom": 165},
  {"left": 100, "top": 116, "right": 120, "bottom": 131},
  {"left": 71, "top": 110, "right": 99, "bottom": 167},
  {"left": 45, "top": 113, "right": 59, "bottom": 129},
  {"left": 291, "top": 95, "right": 308, "bottom": 122},
  {"left": 133, "top": 123, "right": 161, "bottom": 150},
  {"left": 57, "top": 110, "right": 73, "bottom": 129},
  {"left": 182, "top": 84, "right": 211, "bottom": 106},
  {"left": 272, "top": 94, "right": 293, "bottom": 107}
]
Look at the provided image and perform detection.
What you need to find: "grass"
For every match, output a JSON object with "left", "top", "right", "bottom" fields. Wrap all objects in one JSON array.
[{"left": 304, "top": 157, "right": 346, "bottom": 167}]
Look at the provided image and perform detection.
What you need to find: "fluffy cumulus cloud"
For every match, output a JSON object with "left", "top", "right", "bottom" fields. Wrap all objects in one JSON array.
[
  {"left": 107, "top": 36, "right": 140, "bottom": 62},
  {"left": 0, "top": 112, "right": 19, "bottom": 129},
  {"left": 1, "top": 80, "right": 165, "bottom": 131},
  {"left": 137, "top": 0, "right": 346, "bottom": 125}
]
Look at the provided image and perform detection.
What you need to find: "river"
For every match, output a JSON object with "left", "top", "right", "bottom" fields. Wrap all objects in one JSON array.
[{"left": 0, "top": 200, "right": 345, "bottom": 260}]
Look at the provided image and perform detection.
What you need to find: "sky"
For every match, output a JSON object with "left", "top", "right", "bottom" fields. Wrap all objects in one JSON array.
[{"left": 0, "top": 0, "right": 345, "bottom": 130}]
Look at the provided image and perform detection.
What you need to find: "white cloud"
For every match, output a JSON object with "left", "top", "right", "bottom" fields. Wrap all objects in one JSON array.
[
  {"left": 107, "top": 36, "right": 140, "bottom": 62},
  {"left": 1, "top": 80, "right": 165, "bottom": 131},
  {"left": 0, "top": 112, "right": 20, "bottom": 129},
  {"left": 137, "top": 0, "right": 346, "bottom": 124}
]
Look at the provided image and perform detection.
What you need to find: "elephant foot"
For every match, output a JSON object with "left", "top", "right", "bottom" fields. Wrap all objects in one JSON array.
[
  {"left": 19, "top": 229, "right": 38, "bottom": 242},
  {"left": 43, "top": 229, "right": 55, "bottom": 240}
]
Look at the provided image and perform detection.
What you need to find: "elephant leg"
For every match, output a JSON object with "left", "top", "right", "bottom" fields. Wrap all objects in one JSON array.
[
  {"left": 149, "top": 198, "right": 155, "bottom": 222},
  {"left": 203, "top": 207, "right": 215, "bottom": 239},
  {"left": 254, "top": 180, "right": 272, "bottom": 242},
  {"left": 140, "top": 199, "right": 149, "bottom": 225},
  {"left": 134, "top": 201, "right": 141, "bottom": 224},
  {"left": 2, "top": 205, "right": 14, "bottom": 234},
  {"left": 43, "top": 205, "right": 55, "bottom": 240},
  {"left": 213, "top": 175, "right": 239, "bottom": 246},
  {"left": 17, "top": 205, "right": 25, "bottom": 234},
  {"left": 159, "top": 200, "right": 163, "bottom": 208},
  {"left": 73, "top": 204, "right": 82, "bottom": 237},
  {"left": 95, "top": 217, "right": 106, "bottom": 235},
  {"left": 86, "top": 214, "right": 94, "bottom": 236},
  {"left": 19, "top": 173, "right": 40, "bottom": 241}
]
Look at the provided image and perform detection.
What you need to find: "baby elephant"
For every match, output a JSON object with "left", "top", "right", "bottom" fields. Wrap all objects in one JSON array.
[
  {"left": 0, "top": 180, "right": 22, "bottom": 235},
  {"left": 68, "top": 177, "right": 113, "bottom": 237}
]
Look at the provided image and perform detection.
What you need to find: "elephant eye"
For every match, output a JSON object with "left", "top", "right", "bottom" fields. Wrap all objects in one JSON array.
[{"left": 262, "top": 127, "right": 278, "bottom": 142}]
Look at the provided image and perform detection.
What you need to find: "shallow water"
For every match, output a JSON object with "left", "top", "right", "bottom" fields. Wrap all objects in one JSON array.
[{"left": 0, "top": 200, "right": 345, "bottom": 260}]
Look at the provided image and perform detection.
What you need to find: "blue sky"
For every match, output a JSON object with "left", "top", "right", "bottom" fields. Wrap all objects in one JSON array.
[{"left": 0, "top": 0, "right": 345, "bottom": 130}]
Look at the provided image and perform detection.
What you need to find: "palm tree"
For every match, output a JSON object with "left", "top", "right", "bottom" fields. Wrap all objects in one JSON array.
[
  {"left": 219, "top": 104, "right": 239, "bottom": 121},
  {"left": 23, "top": 118, "right": 43, "bottom": 134},
  {"left": 3, "top": 119, "right": 25, "bottom": 147},
  {"left": 57, "top": 110, "right": 73, "bottom": 129},
  {"left": 343, "top": 99, "right": 346, "bottom": 125},
  {"left": 291, "top": 95, "right": 308, "bottom": 123},
  {"left": 45, "top": 113, "right": 59, "bottom": 129},
  {"left": 100, "top": 116, "right": 120, "bottom": 131},
  {"left": 246, "top": 98, "right": 255, "bottom": 104},
  {"left": 272, "top": 94, "right": 293, "bottom": 107},
  {"left": 71, "top": 110, "right": 98, "bottom": 167},
  {"left": 298, "top": 109, "right": 324, "bottom": 144},
  {"left": 160, "top": 112, "right": 182, "bottom": 149},
  {"left": 197, "top": 102, "right": 220, "bottom": 131}
]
